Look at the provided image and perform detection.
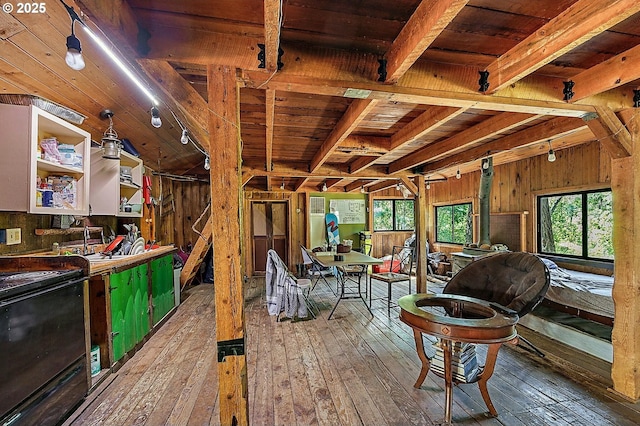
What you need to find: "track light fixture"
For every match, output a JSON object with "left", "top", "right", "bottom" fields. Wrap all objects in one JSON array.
[
  {"left": 61, "top": 0, "right": 85, "bottom": 70},
  {"left": 204, "top": 156, "right": 211, "bottom": 171},
  {"left": 456, "top": 169, "right": 461, "bottom": 179},
  {"left": 547, "top": 140, "right": 556, "bottom": 162},
  {"left": 150, "top": 106, "right": 162, "bottom": 128},
  {"left": 180, "top": 128, "right": 189, "bottom": 145}
]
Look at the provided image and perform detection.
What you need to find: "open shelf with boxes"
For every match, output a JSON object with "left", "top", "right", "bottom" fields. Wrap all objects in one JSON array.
[
  {"left": 90, "top": 147, "right": 143, "bottom": 217},
  {"left": 0, "top": 104, "right": 90, "bottom": 215}
]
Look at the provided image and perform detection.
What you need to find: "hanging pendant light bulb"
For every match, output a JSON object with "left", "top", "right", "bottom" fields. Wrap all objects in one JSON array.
[
  {"left": 280, "top": 178, "right": 285, "bottom": 190},
  {"left": 360, "top": 185, "right": 366, "bottom": 193},
  {"left": 204, "top": 155, "right": 211, "bottom": 170},
  {"left": 65, "top": 32, "right": 85, "bottom": 70},
  {"left": 61, "top": 1, "right": 85, "bottom": 71},
  {"left": 426, "top": 181, "right": 431, "bottom": 190},
  {"left": 321, "top": 182, "right": 328, "bottom": 192},
  {"left": 456, "top": 169, "right": 461, "bottom": 179},
  {"left": 150, "top": 106, "right": 162, "bottom": 128},
  {"left": 547, "top": 140, "right": 556, "bottom": 162},
  {"left": 180, "top": 128, "right": 189, "bottom": 145}
]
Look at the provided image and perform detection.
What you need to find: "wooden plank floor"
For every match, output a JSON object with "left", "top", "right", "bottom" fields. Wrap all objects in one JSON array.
[{"left": 66, "top": 276, "right": 640, "bottom": 425}]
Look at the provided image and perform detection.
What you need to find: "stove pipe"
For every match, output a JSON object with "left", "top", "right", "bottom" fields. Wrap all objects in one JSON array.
[{"left": 478, "top": 157, "right": 494, "bottom": 246}]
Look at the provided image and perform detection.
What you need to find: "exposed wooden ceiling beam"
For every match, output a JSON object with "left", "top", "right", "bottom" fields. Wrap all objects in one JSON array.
[
  {"left": 483, "top": 0, "right": 640, "bottom": 94},
  {"left": 241, "top": 172, "right": 253, "bottom": 187},
  {"left": 368, "top": 180, "right": 399, "bottom": 193},
  {"left": 265, "top": 89, "right": 275, "bottom": 172},
  {"left": 263, "top": 0, "right": 283, "bottom": 73},
  {"left": 351, "top": 106, "right": 465, "bottom": 174},
  {"left": 310, "top": 99, "right": 379, "bottom": 172},
  {"left": 348, "top": 156, "right": 379, "bottom": 174},
  {"left": 391, "top": 106, "right": 465, "bottom": 150},
  {"left": 571, "top": 44, "right": 640, "bottom": 101},
  {"left": 585, "top": 107, "right": 632, "bottom": 158},
  {"left": 388, "top": 112, "right": 540, "bottom": 173},
  {"left": 243, "top": 162, "right": 411, "bottom": 180},
  {"left": 243, "top": 71, "right": 595, "bottom": 117},
  {"left": 138, "top": 60, "right": 210, "bottom": 150},
  {"left": 384, "top": 0, "right": 468, "bottom": 83},
  {"left": 344, "top": 180, "right": 362, "bottom": 193},
  {"left": 424, "top": 117, "right": 589, "bottom": 173},
  {"left": 324, "top": 178, "right": 343, "bottom": 190},
  {"left": 294, "top": 177, "right": 309, "bottom": 191},
  {"left": 400, "top": 177, "right": 418, "bottom": 196},
  {"left": 337, "top": 135, "right": 390, "bottom": 155}
]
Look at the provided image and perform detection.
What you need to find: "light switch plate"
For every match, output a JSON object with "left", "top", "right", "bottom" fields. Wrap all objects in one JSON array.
[{"left": 6, "top": 228, "right": 21, "bottom": 245}]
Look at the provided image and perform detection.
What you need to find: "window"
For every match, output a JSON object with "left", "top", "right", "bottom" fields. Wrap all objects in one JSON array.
[
  {"left": 435, "top": 203, "right": 472, "bottom": 244},
  {"left": 537, "top": 189, "right": 613, "bottom": 261},
  {"left": 373, "top": 199, "right": 414, "bottom": 231}
]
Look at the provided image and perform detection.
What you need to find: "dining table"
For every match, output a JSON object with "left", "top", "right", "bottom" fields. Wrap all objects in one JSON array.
[{"left": 307, "top": 249, "right": 383, "bottom": 319}]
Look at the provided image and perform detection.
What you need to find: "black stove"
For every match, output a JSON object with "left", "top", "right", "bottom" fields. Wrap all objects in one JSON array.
[{"left": 0, "top": 269, "right": 83, "bottom": 299}]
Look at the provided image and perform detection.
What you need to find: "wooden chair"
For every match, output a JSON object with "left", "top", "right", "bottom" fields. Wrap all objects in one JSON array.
[{"left": 369, "top": 245, "right": 416, "bottom": 314}]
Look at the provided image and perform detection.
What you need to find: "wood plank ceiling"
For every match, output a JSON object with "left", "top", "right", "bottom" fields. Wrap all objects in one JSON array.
[{"left": 2, "top": 0, "right": 640, "bottom": 192}]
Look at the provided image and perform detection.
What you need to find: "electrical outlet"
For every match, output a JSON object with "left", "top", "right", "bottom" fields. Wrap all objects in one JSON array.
[{"left": 6, "top": 228, "right": 21, "bottom": 245}]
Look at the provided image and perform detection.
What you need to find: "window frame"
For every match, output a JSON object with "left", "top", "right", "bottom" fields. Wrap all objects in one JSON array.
[
  {"left": 434, "top": 202, "right": 472, "bottom": 245},
  {"left": 536, "top": 188, "right": 613, "bottom": 263},
  {"left": 372, "top": 198, "right": 415, "bottom": 232}
]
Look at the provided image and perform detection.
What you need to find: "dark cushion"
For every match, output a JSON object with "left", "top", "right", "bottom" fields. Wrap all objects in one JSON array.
[{"left": 443, "top": 252, "right": 550, "bottom": 317}]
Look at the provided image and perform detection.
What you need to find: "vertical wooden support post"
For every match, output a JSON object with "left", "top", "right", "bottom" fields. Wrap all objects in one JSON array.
[
  {"left": 207, "top": 64, "right": 249, "bottom": 425},
  {"left": 611, "top": 110, "right": 640, "bottom": 400},
  {"left": 415, "top": 175, "right": 428, "bottom": 293}
]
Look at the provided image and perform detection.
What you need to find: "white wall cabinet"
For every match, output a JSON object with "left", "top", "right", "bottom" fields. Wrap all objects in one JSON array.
[
  {"left": 90, "top": 148, "right": 143, "bottom": 217},
  {"left": 0, "top": 104, "right": 91, "bottom": 215}
]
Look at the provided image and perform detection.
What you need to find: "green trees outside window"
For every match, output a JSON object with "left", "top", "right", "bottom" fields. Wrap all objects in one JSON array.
[
  {"left": 435, "top": 203, "right": 472, "bottom": 244},
  {"left": 537, "top": 189, "right": 613, "bottom": 261},
  {"left": 373, "top": 199, "right": 414, "bottom": 231}
]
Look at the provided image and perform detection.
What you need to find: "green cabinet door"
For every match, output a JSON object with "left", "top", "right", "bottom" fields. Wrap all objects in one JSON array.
[
  {"left": 110, "top": 267, "right": 135, "bottom": 362},
  {"left": 151, "top": 255, "right": 174, "bottom": 325},
  {"left": 133, "top": 263, "right": 150, "bottom": 343}
]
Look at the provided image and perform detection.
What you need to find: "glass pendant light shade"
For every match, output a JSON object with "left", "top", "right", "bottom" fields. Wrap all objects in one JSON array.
[{"left": 65, "top": 34, "right": 85, "bottom": 70}]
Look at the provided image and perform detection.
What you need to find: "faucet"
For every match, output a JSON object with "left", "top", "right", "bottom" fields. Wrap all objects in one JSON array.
[{"left": 83, "top": 226, "right": 90, "bottom": 255}]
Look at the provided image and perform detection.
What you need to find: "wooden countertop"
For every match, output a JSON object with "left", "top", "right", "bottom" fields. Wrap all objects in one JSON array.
[{"left": 88, "top": 246, "right": 177, "bottom": 276}]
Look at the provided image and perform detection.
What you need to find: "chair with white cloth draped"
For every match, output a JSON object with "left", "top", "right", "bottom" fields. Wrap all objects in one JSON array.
[{"left": 265, "top": 249, "right": 315, "bottom": 321}]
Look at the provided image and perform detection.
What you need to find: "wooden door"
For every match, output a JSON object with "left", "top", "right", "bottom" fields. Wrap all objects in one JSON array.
[{"left": 252, "top": 201, "right": 288, "bottom": 274}]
